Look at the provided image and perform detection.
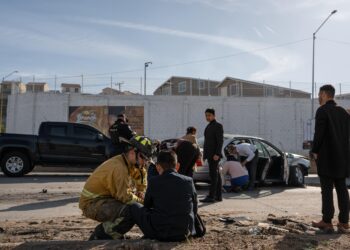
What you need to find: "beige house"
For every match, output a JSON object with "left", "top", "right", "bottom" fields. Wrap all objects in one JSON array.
[
  {"left": 0, "top": 81, "right": 26, "bottom": 132},
  {"left": 1, "top": 80, "right": 26, "bottom": 95},
  {"left": 61, "top": 83, "right": 81, "bottom": 93},
  {"left": 100, "top": 88, "right": 139, "bottom": 95},
  {"left": 153, "top": 76, "right": 220, "bottom": 96},
  {"left": 26, "top": 82, "right": 49, "bottom": 93},
  {"left": 217, "top": 77, "right": 310, "bottom": 98}
]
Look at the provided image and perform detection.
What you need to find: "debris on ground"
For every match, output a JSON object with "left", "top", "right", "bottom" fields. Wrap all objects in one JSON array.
[
  {"left": 40, "top": 189, "right": 48, "bottom": 194},
  {"left": 0, "top": 214, "right": 349, "bottom": 249}
]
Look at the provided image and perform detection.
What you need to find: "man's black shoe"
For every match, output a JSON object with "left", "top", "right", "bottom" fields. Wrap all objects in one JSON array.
[
  {"left": 215, "top": 197, "right": 223, "bottom": 202},
  {"left": 200, "top": 197, "right": 215, "bottom": 203}
]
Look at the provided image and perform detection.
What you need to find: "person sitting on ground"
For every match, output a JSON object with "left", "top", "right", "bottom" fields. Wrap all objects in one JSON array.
[
  {"left": 127, "top": 150, "right": 198, "bottom": 241},
  {"left": 221, "top": 145, "right": 249, "bottom": 192},
  {"left": 79, "top": 136, "right": 154, "bottom": 240}
]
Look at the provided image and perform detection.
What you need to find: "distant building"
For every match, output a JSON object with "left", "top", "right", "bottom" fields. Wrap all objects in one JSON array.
[
  {"left": 217, "top": 77, "right": 310, "bottom": 98},
  {"left": 100, "top": 87, "right": 139, "bottom": 96},
  {"left": 1, "top": 80, "right": 26, "bottom": 95},
  {"left": 336, "top": 93, "right": 350, "bottom": 100},
  {"left": 61, "top": 83, "right": 81, "bottom": 93},
  {"left": 0, "top": 80, "right": 26, "bottom": 132},
  {"left": 153, "top": 76, "right": 220, "bottom": 96},
  {"left": 26, "top": 82, "right": 49, "bottom": 93}
]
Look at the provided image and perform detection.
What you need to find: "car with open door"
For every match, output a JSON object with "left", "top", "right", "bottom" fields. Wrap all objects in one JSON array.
[{"left": 193, "top": 134, "right": 310, "bottom": 187}]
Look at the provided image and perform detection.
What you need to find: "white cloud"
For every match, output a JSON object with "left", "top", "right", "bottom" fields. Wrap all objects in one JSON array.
[
  {"left": 264, "top": 25, "right": 276, "bottom": 34},
  {"left": 85, "top": 18, "right": 302, "bottom": 81},
  {"left": 0, "top": 25, "right": 147, "bottom": 59},
  {"left": 253, "top": 27, "right": 264, "bottom": 38},
  {"left": 161, "top": 0, "right": 248, "bottom": 13}
]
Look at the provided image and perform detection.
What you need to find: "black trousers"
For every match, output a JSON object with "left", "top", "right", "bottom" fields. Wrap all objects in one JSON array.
[
  {"left": 129, "top": 203, "right": 187, "bottom": 241},
  {"left": 246, "top": 150, "right": 259, "bottom": 188},
  {"left": 208, "top": 159, "right": 222, "bottom": 199},
  {"left": 319, "top": 176, "right": 350, "bottom": 224}
]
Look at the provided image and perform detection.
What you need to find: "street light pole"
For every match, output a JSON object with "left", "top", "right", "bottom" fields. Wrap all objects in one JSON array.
[
  {"left": 144, "top": 61, "right": 152, "bottom": 95},
  {"left": 311, "top": 10, "right": 337, "bottom": 122}
]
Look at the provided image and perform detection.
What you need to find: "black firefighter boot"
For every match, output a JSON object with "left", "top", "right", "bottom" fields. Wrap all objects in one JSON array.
[{"left": 89, "top": 223, "right": 113, "bottom": 241}]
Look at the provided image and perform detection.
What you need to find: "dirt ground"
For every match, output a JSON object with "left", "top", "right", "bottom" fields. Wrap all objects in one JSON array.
[
  {"left": 1, "top": 174, "right": 350, "bottom": 249},
  {"left": 1, "top": 212, "right": 350, "bottom": 249}
]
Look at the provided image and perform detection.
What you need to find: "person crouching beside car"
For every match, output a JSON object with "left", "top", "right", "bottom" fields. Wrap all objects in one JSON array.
[{"left": 221, "top": 145, "right": 249, "bottom": 192}]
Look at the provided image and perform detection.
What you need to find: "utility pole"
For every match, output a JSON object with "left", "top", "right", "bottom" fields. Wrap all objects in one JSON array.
[
  {"left": 289, "top": 81, "right": 292, "bottom": 97},
  {"left": 144, "top": 61, "right": 152, "bottom": 95},
  {"left": 54, "top": 75, "right": 57, "bottom": 92},
  {"left": 140, "top": 77, "right": 143, "bottom": 95},
  {"left": 81, "top": 74, "right": 84, "bottom": 93},
  {"left": 32, "top": 75, "right": 35, "bottom": 82},
  {"left": 339, "top": 83, "right": 342, "bottom": 99},
  {"left": 116, "top": 82, "right": 124, "bottom": 92},
  {"left": 110, "top": 76, "right": 113, "bottom": 89}
]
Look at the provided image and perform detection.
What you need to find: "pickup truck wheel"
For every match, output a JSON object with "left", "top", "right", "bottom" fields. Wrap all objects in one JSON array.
[
  {"left": 1, "top": 152, "right": 30, "bottom": 177},
  {"left": 289, "top": 165, "right": 304, "bottom": 187}
]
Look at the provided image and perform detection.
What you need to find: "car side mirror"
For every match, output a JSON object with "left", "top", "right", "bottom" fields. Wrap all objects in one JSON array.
[{"left": 96, "top": 133, "right": 104, "bottom": 141}]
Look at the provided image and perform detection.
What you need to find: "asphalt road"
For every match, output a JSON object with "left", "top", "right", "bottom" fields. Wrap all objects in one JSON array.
[{"left": 0, "top": 172, "right": 338, "bottom": 223}]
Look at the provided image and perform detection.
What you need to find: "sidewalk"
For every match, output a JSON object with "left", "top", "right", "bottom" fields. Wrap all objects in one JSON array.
[
  {"left": 306, "top": 174, "right": 350, "bottom": 186},
  {"left": 305, "top": 174, "right": 320, "bottom": 186}
]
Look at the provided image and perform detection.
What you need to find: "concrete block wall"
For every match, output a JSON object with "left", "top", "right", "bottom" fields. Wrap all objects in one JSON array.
[{"left": 6, "top": 93, "right": 350, "bottom": 154}]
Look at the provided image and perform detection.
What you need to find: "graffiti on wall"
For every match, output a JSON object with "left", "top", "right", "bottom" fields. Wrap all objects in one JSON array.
[{"left": 69, "top": 106, "right": 144, "bottom": 136}]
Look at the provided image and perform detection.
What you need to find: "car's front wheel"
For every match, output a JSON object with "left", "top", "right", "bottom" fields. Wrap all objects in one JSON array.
[
  {"left": 289, "top": 165, "right": 304, "bottom": 187},
  {"left": 0, "top": 152, "right": 30, "bottom": 177}
]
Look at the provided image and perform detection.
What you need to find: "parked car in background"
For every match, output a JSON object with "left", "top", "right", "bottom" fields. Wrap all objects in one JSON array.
[
  {"left": 194, "top": 134, "right": 310, "bottom": 187},
  {"left": 0, "top": 122, "right": 116, "bottom": 177}
]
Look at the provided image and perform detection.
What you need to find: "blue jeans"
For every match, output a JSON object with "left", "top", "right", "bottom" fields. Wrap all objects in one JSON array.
[{"left": 231, "top": 175, "right": 249, "bottom": 187}]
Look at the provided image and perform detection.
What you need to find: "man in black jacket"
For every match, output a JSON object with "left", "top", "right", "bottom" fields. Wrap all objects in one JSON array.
[
  {"left": 109, "top": 114, "right": 135, "bottom": 155},
  {"left": 311, "top": 84, "right": 350, "bottom": 233},
  {"left": 128, "top": 150, "right": 198, "bottom": 241},
  {"left": 200, "top": 108, "right": 224, "bottom": 203}
]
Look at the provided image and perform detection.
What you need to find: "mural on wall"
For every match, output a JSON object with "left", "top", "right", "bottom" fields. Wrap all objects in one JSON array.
[{"left": 69, "top": 106, "right": 144, "bottom": 136}]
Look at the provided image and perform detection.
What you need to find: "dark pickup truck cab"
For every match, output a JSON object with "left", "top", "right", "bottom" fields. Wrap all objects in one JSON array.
[{"left": 0, "top": 122, "right": 116, "bottom": 177}]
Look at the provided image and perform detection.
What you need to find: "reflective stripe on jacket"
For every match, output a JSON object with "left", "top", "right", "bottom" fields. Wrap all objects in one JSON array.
[{"left": 79, "top": 155, "right": 145, "bottom": 211}]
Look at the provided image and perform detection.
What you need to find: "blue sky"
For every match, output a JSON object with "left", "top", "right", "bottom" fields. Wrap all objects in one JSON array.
[{"left": 1, "top": 0, "right": 350, "bottom": 95}]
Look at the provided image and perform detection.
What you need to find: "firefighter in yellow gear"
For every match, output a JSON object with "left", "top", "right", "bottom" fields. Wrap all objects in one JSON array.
[{"left": 79, "top": 136, "right": 154, "bottom": 240}]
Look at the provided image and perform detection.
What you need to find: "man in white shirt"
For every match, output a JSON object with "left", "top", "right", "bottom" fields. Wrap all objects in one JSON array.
[{"left": 232, "top": 143, "right": 259, "bottom": 190}]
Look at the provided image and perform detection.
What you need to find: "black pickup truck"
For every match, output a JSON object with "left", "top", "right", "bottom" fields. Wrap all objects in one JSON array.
[{"left": 0, "top": 122, "right": 116, "bottom": 177}]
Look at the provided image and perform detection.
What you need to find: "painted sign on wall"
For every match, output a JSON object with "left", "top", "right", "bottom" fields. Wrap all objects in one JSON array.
[{"left": 69, "top": 106, "right": 144, "bottom": 136}]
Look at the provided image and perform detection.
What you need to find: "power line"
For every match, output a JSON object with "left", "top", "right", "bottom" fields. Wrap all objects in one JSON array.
[
  {"left": 149, "top": 38, "right": 311, "bottom": 71},
  {"left": 318, "top": 38, "right": 350, "bottom": 46},
  {"left": 19, "top": 37, "right": 311, "bottom": 80}
]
